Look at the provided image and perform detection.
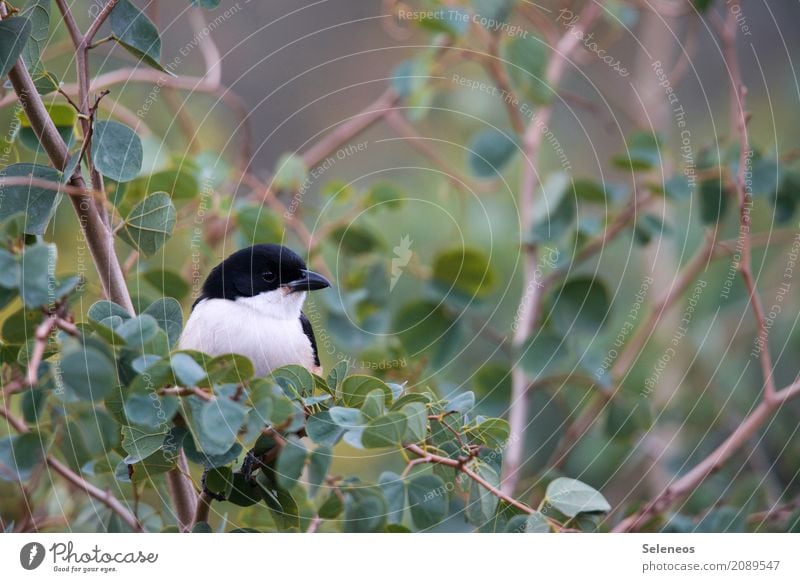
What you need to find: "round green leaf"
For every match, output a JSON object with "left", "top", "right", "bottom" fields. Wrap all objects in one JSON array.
[
  {"left": 118, "top": 192, "right": 176, "bottom": 256},
  {"left": 111, "top": 0, "right": 168, "bottom": 73},
  {"left": 60, "top": 347, "right": 117, "bottom": 401},
  {"left": 0, "top": 16, "right": 32, "bottom": 77},
  {"left": 432, "top": 247, "right": 496, "bottom": 301},
  {"left": 91, "top": 120, "right": 143, "bottom": 182},
  {"left": 361, "top": 412, "right": 407, "bottom": 449},
  {"left": 407, "top": 474, "right": 447, "bottom": 530},
  {"left": 549, "top": 277, "right": 611, "bottom": 336},
  {"left": 467, "top": 128, "right": 518, "bottom": 178},
  {"left": 0, "top": 163, "right": 62, "bottom": 235},
  {"left": 545, "top": 477, "right": 611, "bottom": 517},
  {"left": 502, "top": 33, "right": 550, "bottom": 104}
]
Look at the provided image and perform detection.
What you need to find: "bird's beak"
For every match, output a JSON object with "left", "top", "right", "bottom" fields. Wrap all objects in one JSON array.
[{"left": 285, "top": 269, "right": 331, "bottom": 293}]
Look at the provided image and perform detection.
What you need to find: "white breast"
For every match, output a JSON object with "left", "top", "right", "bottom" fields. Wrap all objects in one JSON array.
[{"left": 179, "top": 290, "right": 314, "bottom": 377}]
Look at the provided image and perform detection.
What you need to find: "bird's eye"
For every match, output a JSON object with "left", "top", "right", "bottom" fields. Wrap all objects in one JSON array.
[{"left": 262, "top": 270, "right": 276, "bottom": 283}]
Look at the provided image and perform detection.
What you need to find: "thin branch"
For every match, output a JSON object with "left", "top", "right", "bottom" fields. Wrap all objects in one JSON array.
[
  {"left": 405, "top": 443, "right": 534, "bottom": 515},
  {"left": 612, "top": 376, "right": 800, "bottom": 532},
  {"left": 192, "top": 490, "right": 213, "bottom": 529},
  {"left": 1, "top": 1, "right": 134, "bottom": 315},
  {"left": 301, "top": 89, "right": 400, "bottom": 169},
  {"left": 711, "top": 10, "right": 776, "bottom": 402},
  {"left": 503, "top": 0, "right": 605, "bottom": 495},
  {"left": 0, "top": 406, "right": 142, "bottom": 532}
]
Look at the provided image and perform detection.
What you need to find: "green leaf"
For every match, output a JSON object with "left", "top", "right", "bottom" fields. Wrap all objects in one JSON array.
[
  {"left": 407, "top": 474, "right": 447, "bottom": 530},
  {"left": 698, "top": 178, "right": 730, "bottom": 225},
  {"left": 306, "top": 411, "right": 344, "bottom": 447},
  {"left": 111, "top": 0, "right": 170, "bottom": 74},
  {"left": 118, "top": 192, "right": 176, "bottom": 256},
  {"left": 417, "top": 8, "right": 470, "bottom": 35},
  {"left": 120, "top": 425, "right": 167, "bottom": 464},
  {"left": 32, "top": 71, "right": 59, "bottom": 95},
  {"left": 91, "top": 120, "right": 143, "bottom": 182},
  {"left": 275, "top": 436, "right": 308, "bottom": 490},
  {"left": 19, "top": 1, "right": 49, "bottom": 74},
  {"left": 17, "top": 103, "right": 75, "bottom": 151},
  {"left": 692, "top": 0, "right": 714, "bottom": 12},
  {"left": 613, "top": 132, "right": 662, "bottom": 171},
  {"left": 773, "top": 171, "right": 800, "bottom": 223},
  {"left": 503, "top": 33, "right": 550, "bottom": 104},
  {"left": 0, "top": 432, "right": 45, "bottom": 481},
  {"left": 343, "top": 488, "right": 387, "bottom": 533},
  {"left": 471, "top": 0, "right": 516, "bottom": 23},
  {"left": 519, "top": 330, "right": 568, "bottom": 379},
  {"left": 123, "top": 392, "right": 178, "bottom": 430},
  {"left": 466, "top": 418, "right": 510, "bottom": 449},
  {"left": 330, "top": 224, "right": 383, "bottom": 255},
  {"left": 467, "top": 463, "right": 500, "bottom": 526},
  {"left": 467, "top": 128, "right": 518, "bottom": 178},
  {"left": 196, "top": 397, "right": 248, "bottom": 455},
  {"left": 401, "top": 402, "right": 427, "bottom": 442},
  {"left": 273, "top": 152, "right": 308, "bottom": 191},
  {"left": 128, "top": 168, "right": 199, "bottom": 202},
  {"left": 60, "top": 347, "right": 117, "bottom": 402},
  {"left": 361, "top": 412, "right": 407, "bottom": 449},
  {"left": 328, "top": 406, "right": 364, "bottom": 429},
  {"left": 379, "top": 471, "right": 406, "bottom": 524},
  {"left": 171, "top": 353, "right": 206, "bottom": 386},
  {"left": 199, "top": 353, "right": 254, "bottom": 386},
  {"left": 360, "top": 389, "right": 385, "bottom": 420},
  {"left": 0, "top": 163, "right": 62, "bottom": 235},
  {"left": 340, "top": 375, "right": 393, "bottom": 408},
  {"left": 143, "top": 297, "right": 183, "bottom": 348},
  {"left": 545, "top": 477, "right": 611, "bottom": 517},
  {"left": 256, "top": 472, "right": 300, "bottom": 531},
  {"left": 0, "top": 248, "right": 22, "bottom": 289},
  {"left": 431, "top": 247, "right": 496, "bottom": 301},
  {"left": 523, "top": 511, "right": 552, "bottom": 532},
  {"left": 88, "top": 300, "right": 131, "bottom": 323},
  {"left": 308, "top": 446, "right": 332, "bottom": 497},
  {"left": 115, "top": 313, "right": 159, "bottom": 346},
  {"left": 141, "top": 269, "right": 190, "bottom": 301},
  {"left": 366, "top": 182, "right": 404, "bottom": 209},
  {"left": 234, "top": 202, "right": 284, "bottom": 245},
  {"left": 272, "top": 364, "right": 314, "bottom": 399},
  {"left": 19, "top": 243, "right": 54, "bottom": 308},
  {"left": 0, "top": 16, "right": 31, "bottom": 77},
  {"left": 326, "top": 360, "right": 348, "bottom": 395},
  {"left": 549, "top": 277, "right": 611, "bottom": 336},
  {"left": 394, "top": 300, "right": 456, "bottom": 355},
  {"left": 571, "top": 178, "right": 607, "bottom": 202},
  {"left": 205, "top": 466, "right": 234, "bottom": 499}
]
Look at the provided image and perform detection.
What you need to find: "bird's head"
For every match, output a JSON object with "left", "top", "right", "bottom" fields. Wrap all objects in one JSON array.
[{"left": 198, "top": 244, "right": 331, "bottom": 318}]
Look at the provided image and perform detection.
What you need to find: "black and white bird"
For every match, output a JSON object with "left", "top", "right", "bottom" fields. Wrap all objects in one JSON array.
[{"left": 179, "top": 244, "right": 331, "bottom": 376}]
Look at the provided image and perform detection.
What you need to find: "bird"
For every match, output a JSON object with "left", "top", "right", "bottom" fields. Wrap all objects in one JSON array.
[{"left": 179, "top": 244, "right": 331, "bottom": 377}]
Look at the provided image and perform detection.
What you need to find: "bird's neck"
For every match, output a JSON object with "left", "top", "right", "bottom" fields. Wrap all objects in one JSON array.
[{"left": 234, "top": 289, "right": 307, "bottom": 320}]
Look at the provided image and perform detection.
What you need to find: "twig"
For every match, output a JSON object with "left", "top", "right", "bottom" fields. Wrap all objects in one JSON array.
[
  {"left": 611, "top": 11, "right": 797, "bottom": 530},
  {"left": 405, "top": 443, "right": 535, "bottom": 515},
  {"left": 0, "top": 406, "right": 142, "bottom": 532},
  {"left": 613, "top": 376, "right": 800, "bottom": 532},
  {"left": 192, "top": 490, "right": 213, "bottom": 529},
  {"left": 502, "top": 0, "right": 605, "bottom": 495},
  {"left": 301, "top": 89, "right": 400, "bottom": 169},
  {"left": 2, "top": 1, "right": 134, "bottom": 314},
  {"left": 159, "top": 386, "right": 213, "bottom": 401},
  {"left": 25, "top": 314, "right": 57, "bottom": 386},
  {"left": 711, "top": 9, "right": 776, "bottom": 402}
]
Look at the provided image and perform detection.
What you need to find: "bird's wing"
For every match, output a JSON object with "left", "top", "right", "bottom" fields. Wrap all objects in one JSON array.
[{"left": 299, "top": 311, "right": 320, "bottom": 367}]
